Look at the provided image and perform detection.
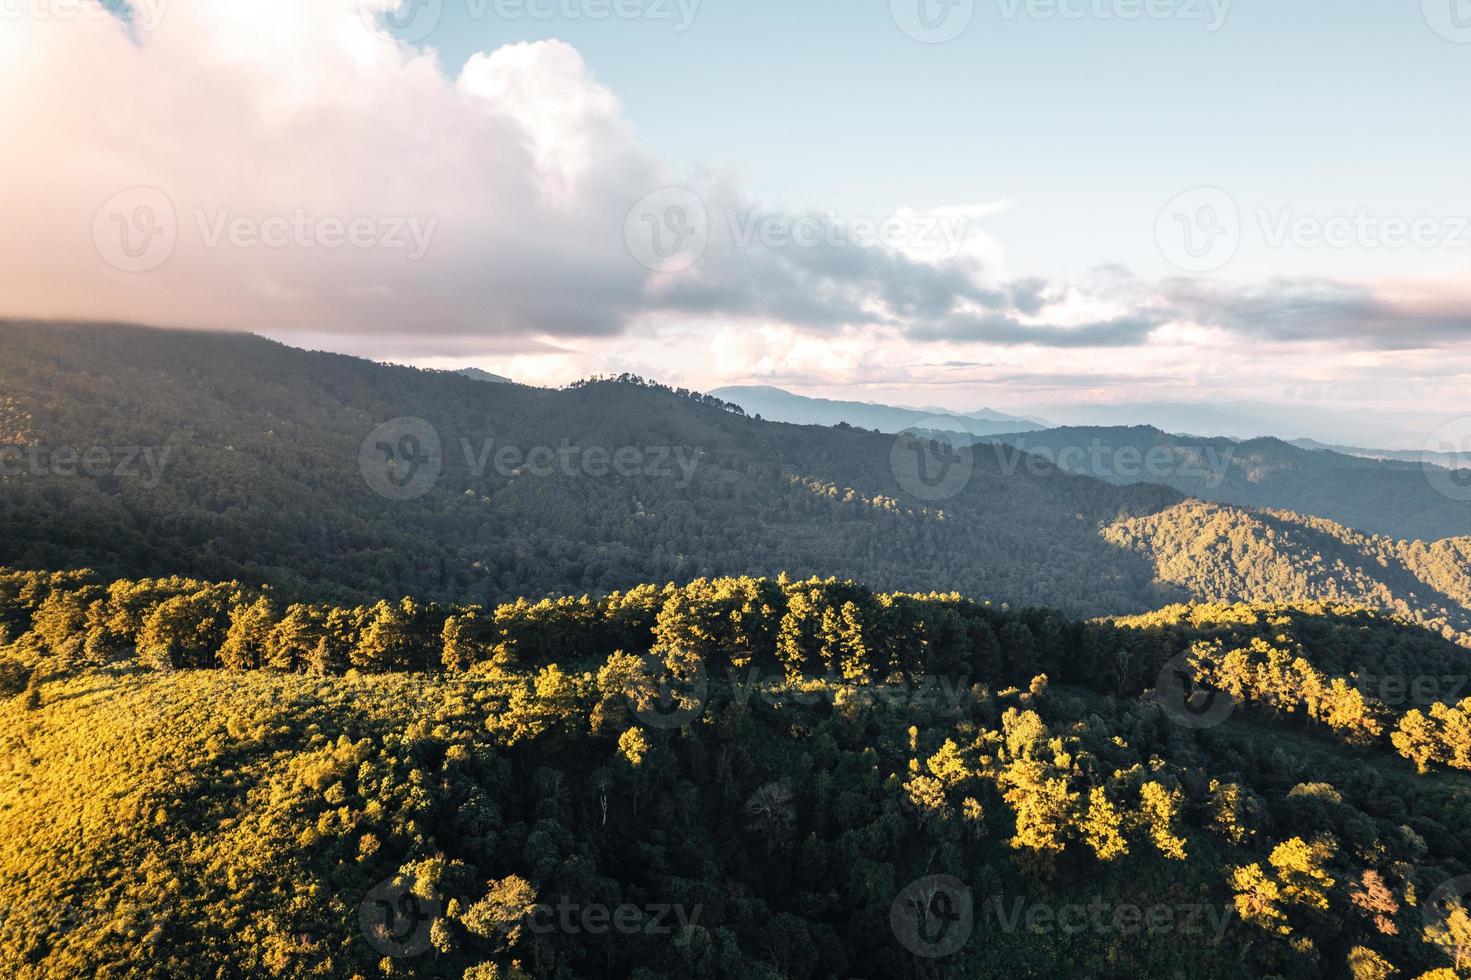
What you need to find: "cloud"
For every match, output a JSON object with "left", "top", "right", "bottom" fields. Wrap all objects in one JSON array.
[
  {"left": 0, "top": 3, "right": 660, "bottom": 342},
  {"left": 1159, "top": 277, "right": 1471, "bottom": 350},
  {"left": 0, "top": 1, "right": 1028, "bottom": 352},
  {"left": 2, "top": 0, "right": 1469, "bottom": 380},
  {"left": 910, "top": 312, "right": 1164, "bottom": 348}
]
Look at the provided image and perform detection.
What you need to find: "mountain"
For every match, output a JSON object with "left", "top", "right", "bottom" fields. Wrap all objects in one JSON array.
[
  {"left": 455, "top": 367, "right": 512, "bottom": 384},
  {"left": 6, "top": 321, "right": 1471, "bottom": 980},
  {"left": 0, "top": 321, "right": 1172, "bottom": 616},
  {"left": 1028, "top": 399, "right": 1453, "bottom": 450},
  {"left": 1291, "top": 437, "right": 1468, "bottom": 470},
  {"left": 709, "top": 385, "right": 1045, "bottom": 435},
  {"left": 2, "top": 321, "right": 1471, "bottom": 639},
  {"left": 973, "top": 425, "right": 1471, "bottom": 542},
  {"left": 1103, "top": 500, "right": 1471, "bottom": 642}
]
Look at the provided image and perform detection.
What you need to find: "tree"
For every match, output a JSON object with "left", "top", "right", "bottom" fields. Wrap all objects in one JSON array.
[
  {"left": 1423, "top": 900, "right": 1471, "bottom": 974},
  {"left": 1232, "top": 862, "right": 1288, "bottom": 935},
  {"left": 1270, "top": 836, "right": 1336, "bottom": 911},
  {"left": 219, "top": 596, "right": 276, "bottom": 670},
  {"left": 1138, "top": 782, "right": 1187, "bottom": 861},
  {"left": 441, "top": 611, "right": 484, "bottom": 673},
  {"left": 1345, "top": 946, "right": 1397, "bottom": 980},
  {"left": 1348, "top": 870, "right": 1399, "bottom": 936},
  {"left": 461, "top": 875, "right": 539, "bottom": 949},
  {"left": 1081, "top": 787, "right": 1129, "bottom": 861},
  {"left": 1392, "top": 710, "right": 1442, "bottom": 774}
]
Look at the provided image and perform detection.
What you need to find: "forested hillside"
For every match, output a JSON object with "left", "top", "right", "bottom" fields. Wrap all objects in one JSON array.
[
  {"left": 975, "top": 426, "right": 1471, "bottom": 542},
  {"left": 0, "top": 321, "right": 1185, "bottom": 616},
  {"left": 1104, "top": 502, "right": 1471, "bottom": 646},
  {"left": 5, "top": 322, "right": 1471, "bottom": 640},
  {"left": 3, "top": 568, "right": 1470, "bottom": 978}
]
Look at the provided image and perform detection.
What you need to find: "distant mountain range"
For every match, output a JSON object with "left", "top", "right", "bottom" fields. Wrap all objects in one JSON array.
[
  {"left": 1289, "top": 437, "right": 1467, "bottom": 469},
  {"left": 971, "top": 425, "right": 1471, "bottom": 542},
  {"left": 709, "top": 385, "right": 1046, "bottom": 436},
  {"left": 1, "top": 322, "right": 1468, "bottom": 639},
  {"left": 1027, "top": 399, "right": 1452, "bottom": 451}
]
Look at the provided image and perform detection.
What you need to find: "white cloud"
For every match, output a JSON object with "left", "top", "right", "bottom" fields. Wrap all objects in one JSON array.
[{"left": 0, "top": 0, "right": 659, "bottom": 340}]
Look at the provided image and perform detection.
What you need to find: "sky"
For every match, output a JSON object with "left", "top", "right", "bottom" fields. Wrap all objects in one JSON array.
[{"left": 0, "top": 0, "right": 1469, "bottom": 446}]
